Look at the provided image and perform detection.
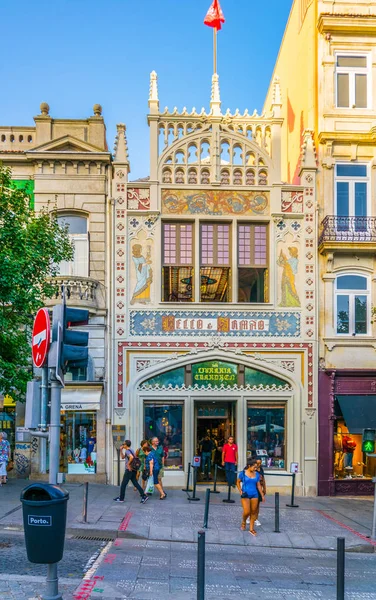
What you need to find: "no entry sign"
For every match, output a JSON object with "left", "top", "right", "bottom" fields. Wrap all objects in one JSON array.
[{"left": 32, "top": 308, "right": 50, "bottom": 368}]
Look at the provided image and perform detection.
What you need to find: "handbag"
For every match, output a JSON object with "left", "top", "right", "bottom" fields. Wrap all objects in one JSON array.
[
  {"left": 6, "top": 460, "right": 14, "bottom": 472},
  {"left": 146, "top": 475, "right": 154, "bottom": 495}
]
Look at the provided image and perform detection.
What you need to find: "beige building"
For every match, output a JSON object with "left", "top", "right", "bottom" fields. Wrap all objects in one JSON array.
[
  {"left": 110, "top": 71, "right": 319, "bottom": 495},
  {"left": 264, "top": 0, "right": 376, "bottom": 495},
  {"left": 0, "top": 103, "right": 111, "bottom": 482}
]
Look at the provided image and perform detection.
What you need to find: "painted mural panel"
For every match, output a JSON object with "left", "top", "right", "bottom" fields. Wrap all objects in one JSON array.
[
  {"left": 277, "top": 244, "right": 301, "bottom": 308},
  {"left": 161, "top": 189, "right": 269, "bottom": 216},
  {"left": 129, "top": 310, "right": 300, "bottom": 337},
  {"left": 130, "top": 242, "right": 153, "bottom": 305}
]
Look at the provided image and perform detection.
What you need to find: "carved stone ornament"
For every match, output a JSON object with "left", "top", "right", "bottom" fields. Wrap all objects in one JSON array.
[
  {"left": 114, "top": 408, "right": 126, "bottom": 418},
  {"left": 305, "top": 408, "right": 316, "bottom": 419}
]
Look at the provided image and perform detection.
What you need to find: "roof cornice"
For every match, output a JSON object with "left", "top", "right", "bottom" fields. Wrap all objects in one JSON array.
[{"left": 318, "top": 13, "right": 376, "bottom": 35}]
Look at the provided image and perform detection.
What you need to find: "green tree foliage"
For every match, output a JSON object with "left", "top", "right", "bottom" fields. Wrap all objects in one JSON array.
[{"left": 0, "top": 165, "right": 73, "bottom": 399}]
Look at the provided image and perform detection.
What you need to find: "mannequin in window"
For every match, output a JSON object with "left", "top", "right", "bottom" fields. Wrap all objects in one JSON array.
[
  {"left": 333, "top": 426, "right": 344, "bottom": 476},
  {"left": 342, "top": 434, "right": 357, "bottom": 470}
]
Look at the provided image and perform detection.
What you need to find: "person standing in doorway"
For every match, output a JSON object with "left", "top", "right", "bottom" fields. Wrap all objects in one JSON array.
[
  {"left": 150, "top": 437, "right": 165, "bottom": 485},
  {"left": 237, "top": 458, "right": 265, "bottom": 536},
  {"left": 114, "top": 440, "right": 149, "bottom": 504},
  {"left": 222, "top": 435, "right": 238, "bottom": 487},
  {"left": 200, "top": 434, "right": 214, "bottom": 479}
]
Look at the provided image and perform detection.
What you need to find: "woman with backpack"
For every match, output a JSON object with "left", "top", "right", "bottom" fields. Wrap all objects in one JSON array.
[{"left": 113, "top": 440, "right": 149, "bottom": 504}]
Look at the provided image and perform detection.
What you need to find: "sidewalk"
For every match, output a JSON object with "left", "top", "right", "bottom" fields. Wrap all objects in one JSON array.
[{"left": 1, "top": 479, "right": 375, "bottom": 552}]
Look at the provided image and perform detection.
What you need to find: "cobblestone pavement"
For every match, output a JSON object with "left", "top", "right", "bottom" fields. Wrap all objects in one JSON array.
[{"left": 71, "top": 538, "right": 376, "bottom": 600}]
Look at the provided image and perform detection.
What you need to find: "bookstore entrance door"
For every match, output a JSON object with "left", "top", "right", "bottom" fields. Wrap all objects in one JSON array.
[{"left": 195, "top": 401, "right": 236, "bottom": 483}]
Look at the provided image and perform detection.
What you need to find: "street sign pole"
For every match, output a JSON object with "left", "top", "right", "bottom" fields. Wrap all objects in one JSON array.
[{"left": 371, "top": 477, "right": 376, "bottom": 541}]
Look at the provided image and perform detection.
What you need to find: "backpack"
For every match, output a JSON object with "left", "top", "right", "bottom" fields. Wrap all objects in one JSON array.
[{"left": 130, "top": 450, "right": 141, "bottom": 472}]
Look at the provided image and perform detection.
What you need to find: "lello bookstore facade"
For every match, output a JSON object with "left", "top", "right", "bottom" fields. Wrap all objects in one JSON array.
[{"left": 111, "top": 72, "right": 319, "bottom": 495}]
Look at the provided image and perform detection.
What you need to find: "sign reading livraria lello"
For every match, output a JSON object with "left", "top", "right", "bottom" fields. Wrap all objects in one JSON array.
[
  {"left": 192, "top": 361, "right": 238, "bottom": 387},
  {"left": 129, "top": 311, "right": 300, "bottom": 337}
]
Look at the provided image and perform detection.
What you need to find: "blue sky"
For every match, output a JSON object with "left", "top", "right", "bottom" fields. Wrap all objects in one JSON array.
[{"left": 0, "top": 0, "right": 292, "bottom": 179}]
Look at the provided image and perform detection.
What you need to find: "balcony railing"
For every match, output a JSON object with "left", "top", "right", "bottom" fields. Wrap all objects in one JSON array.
[
  {"left": 44, "top": 276, "right": 100, "bottom": 310},
  {"left": 319, "top": 216, "right": 376, "bottom": 245}
]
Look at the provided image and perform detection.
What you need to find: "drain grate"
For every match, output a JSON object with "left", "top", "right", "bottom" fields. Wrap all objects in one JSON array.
[{"left": 72, "top": 534, "right": 115, "bottom": 542}]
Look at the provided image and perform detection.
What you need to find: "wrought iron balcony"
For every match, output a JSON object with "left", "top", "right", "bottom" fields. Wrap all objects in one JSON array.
[
  {"left": 44, "top": 276, "right": 101, "bottom": 311},
  {"left": 319, "top": 216, "right": 376, "bottom": 247}
]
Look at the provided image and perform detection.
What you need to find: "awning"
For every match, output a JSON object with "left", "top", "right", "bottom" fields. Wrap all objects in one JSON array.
[
  {"left": 336, "top": 395, "right": 376, "bottom": 434},
  {"left": 61, "top": 387, "right": 102, "bottom": 411}
]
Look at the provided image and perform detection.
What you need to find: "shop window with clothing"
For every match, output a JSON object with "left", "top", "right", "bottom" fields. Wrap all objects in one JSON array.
[
  {"left": 247, "top": 404, "right": 286, "bottom": 469},
  {"left": 335, "top": 274, "right": 369, "bottom": 335},
  {"left": 144, "top": 402, "right": 183, "bottom": 470},
  {"left": 61, "top": 411, "right": 97, "bottom": 474},
  {"left": 335, "top": 55, "right": 369, "bottom": 109},
  {"left": 334, "top": 396, "right": 376, "bottom": 481}
]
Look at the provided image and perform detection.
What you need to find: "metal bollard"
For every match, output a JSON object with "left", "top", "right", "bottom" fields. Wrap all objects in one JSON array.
[
  {"left": 286, "top": 472, "right": 299, "bottom": 508},
  {"left": 222, "top": 481, "right": 235, "bottom": 504},
  {"left": 182, "top": 462, "right": 193, "bottom": 493},
  {"left": 274, "top": 492, "right": 280, "bottom": 533},
  {"left": 203, "top": 488, "right": 211, "bottom": 528},
  {"left": 197, "top": 530, "right": 205, "bottom": 600},
  {"left": 210, "top": 464, "right": 220, "bottom": 494},
  {"left": 188, "top": 467, "right": 200, "bottom": 502},
  {"left": 336, "top": 537, "right": 345, "bottom": 600},
  {"left": 82, "top": 482, "right": 88, "bottom": 523}
]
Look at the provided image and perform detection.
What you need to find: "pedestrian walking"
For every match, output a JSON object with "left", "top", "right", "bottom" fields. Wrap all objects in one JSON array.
[
  {"left": 237, "top": 458, "right": 265, "bottom": 536},
  {"left": 0, "top": 432, "right": 10, "bottom": 485},
  {"left": 222, "top": 435, "right": 238, "bottom": 486},
  {"left": 246, "top": 456, "right": 266, "bottom": 527},
  {"left": 114, "top": 440, "right": 149, "bottom": 504},
  {"left": 150, "top": 436, "right": 165, "bottom": 484},
  {"left": 135, "top": 439, "right": 148, "bottom": 491},
  {"left": 200, "top": 434, "right": 214, "bottom": 479},
  {"left": 144, "top": 445, "right": 167, "bottom": 499}
]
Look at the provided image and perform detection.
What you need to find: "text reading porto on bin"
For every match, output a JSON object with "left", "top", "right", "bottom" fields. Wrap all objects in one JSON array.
[{"left": 28, "top": 515, "right": 52, "bottom": 526}]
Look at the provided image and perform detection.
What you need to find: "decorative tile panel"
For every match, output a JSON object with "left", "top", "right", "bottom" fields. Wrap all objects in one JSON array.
[
  {"left": 162, "top": 189, "right": 269, "bottom": 216},
  {"left": 129, "top": 310, "right": 300, "bottom": 337}
]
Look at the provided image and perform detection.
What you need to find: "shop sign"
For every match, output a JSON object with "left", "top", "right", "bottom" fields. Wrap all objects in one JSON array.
[
  {"left": 290, "top": 462, "right": 299, "bottom": 473},
  {"left": 192, "top": 456, "right": 201, "bottom": 468},
  {"left": 192, "top": 361, "right": 237, "bottom": 388},
  {"left": 61, "top": 403, "right": 100, "bottom": 411},
  {"left": 197, "top": 405, "right": 228, "bottom": 417},
  {"left": 130, "top": 310, "right": 300, "bottom": 337}
]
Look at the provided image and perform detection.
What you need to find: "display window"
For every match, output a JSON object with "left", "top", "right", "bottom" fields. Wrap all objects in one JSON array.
[
  {"left": 144, "top": 402, "right": 183, "bottom": 470},
  {"left": 60, "top": 411, "right": 97, "bottom": 474},
  {"left": 247, "top": 404, "right": 286, "bottom": 469},
  {"left": 334, "top": 422, "right": 375, "bottom": 480},
  {"left": 0, "top": 405, "right": 15, "bottom": 455}
]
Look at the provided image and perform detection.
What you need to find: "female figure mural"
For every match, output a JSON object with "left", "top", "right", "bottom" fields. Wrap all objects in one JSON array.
[
  {"left": 130, "top": 243, "right": 153, "bottom": 305},
  {"left": 277, "top": 246, "right": 300, "bottom": 307}
]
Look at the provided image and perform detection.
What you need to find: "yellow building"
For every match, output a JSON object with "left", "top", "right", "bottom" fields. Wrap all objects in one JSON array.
[{"left": 264, "top": 0, "right": 376, "bottom": 495}]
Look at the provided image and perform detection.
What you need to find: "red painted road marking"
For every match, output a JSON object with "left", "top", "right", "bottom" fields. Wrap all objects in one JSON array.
[
  {"left": 113, "top": 538, "right": 123, "bottom": 547},
  {"left": 73, "top": 576, "right": 105, "bottom": 599},
  {"left": 316, "top": 509, "right": 376, "bottom": 547},
  {"left": 103, "top": 553, "right": 117, "bottom": 564},
  {"left": 119, "top": 511, "right": 133, "bottom": 531}
]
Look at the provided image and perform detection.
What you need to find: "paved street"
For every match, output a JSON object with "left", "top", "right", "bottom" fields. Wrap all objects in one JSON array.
[{"left": 0, "top": 480, "right": 375, "bottom": 598}]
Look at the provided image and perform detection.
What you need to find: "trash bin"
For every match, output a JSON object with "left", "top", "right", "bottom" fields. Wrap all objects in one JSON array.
[{"left": 20, "top": 483, "right": 69, "bottom": 564}]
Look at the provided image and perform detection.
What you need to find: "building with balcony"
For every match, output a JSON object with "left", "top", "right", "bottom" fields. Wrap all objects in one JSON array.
[
  {"left": 263, "top": 0, "right": 376, "bottom": 495},
  {"left": 0, "top": 103, "right": 111, "bottom": 482},
  {"left": 110, "top": 71, "right": 319, "bottom": 495}
]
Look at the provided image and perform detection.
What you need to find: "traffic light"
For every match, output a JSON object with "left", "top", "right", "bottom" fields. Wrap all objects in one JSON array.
[
  {"left": 362, "top": 429, "right": 375, "bottom": 453},
  {"left": 50, "top": 303, "right": 89, "bottom": 379}
]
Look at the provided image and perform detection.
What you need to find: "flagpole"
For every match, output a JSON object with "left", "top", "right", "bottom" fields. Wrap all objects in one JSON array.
[{"left": 213, "top": 28, "right": 217, "bottom": 74}]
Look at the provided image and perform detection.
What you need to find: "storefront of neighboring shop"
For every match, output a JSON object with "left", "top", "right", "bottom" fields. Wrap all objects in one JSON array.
[{"left": 318, "top": 370, "right": 376, "bottom": 496}]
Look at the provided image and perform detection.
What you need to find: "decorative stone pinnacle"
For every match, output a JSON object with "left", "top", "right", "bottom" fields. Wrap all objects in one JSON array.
[
  {"left": 210, "top": 73, "right": 221, "bottom": 116},
  {"left": 149, "top": 71, "right": 159, "bottom": 111},
  {"left": 113, "top": 123, "right": 130, "bottom": 169},
  {"left": 300, "top": 129, "right": 317, "bottom": 170},
  {"left": 40, "top": 102, "right": 50, "bottom": 116},
  {"left": 93, "top": 104, "right": 102, "bottom": 116}
]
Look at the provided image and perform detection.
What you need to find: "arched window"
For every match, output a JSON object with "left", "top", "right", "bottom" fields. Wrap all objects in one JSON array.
[
  {"left": 57, "top": 214, "right": 89, "bottom": 277},
  {"left": 335, "top": 274, "right": 369, "bottom": 335}
]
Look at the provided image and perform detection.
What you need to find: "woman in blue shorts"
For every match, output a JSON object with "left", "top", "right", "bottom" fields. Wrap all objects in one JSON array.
[{"left": 236, "top": 458, "right": 265, "bottom": 536}]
